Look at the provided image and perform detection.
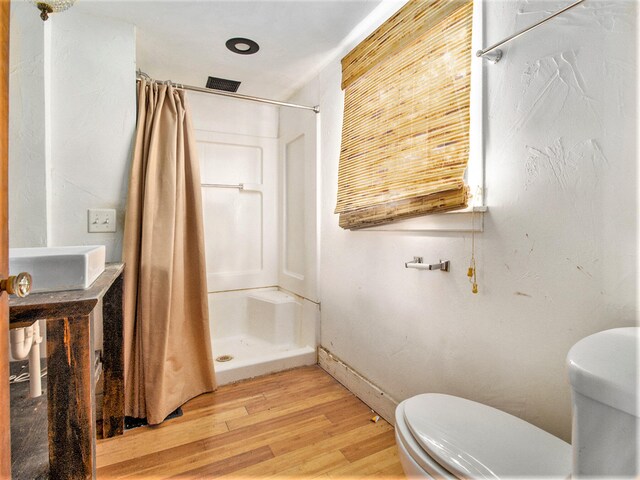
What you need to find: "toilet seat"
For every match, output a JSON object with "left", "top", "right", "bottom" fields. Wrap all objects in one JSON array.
[
  {"left": 396, "top": 401, "right": 455, "bottom": 478},
  {"left": 396, "top": 394, "right": 572, "bottom": 479}
]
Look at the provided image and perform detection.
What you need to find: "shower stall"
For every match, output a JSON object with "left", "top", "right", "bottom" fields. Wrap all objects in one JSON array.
[{"left": 190, "top": 91, "right": 319, "bottom": 385}]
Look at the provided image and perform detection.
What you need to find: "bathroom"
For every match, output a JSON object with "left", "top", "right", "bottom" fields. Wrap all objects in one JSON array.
[{"left": 1, "top": 0, "right": 637, "bottom": 478}]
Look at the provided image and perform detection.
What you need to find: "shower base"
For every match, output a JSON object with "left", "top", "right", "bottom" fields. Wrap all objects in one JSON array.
[
  {"left": 209, "top": 287, "right": 319, "bottom": 386},
  {"left": 213, "top": 335, "right": 316, "bottom": 385}
]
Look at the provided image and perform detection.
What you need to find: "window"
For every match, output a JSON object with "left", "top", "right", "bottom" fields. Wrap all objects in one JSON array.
[{"left": 335, "top": 0, "right": 474, "bottom": 230}]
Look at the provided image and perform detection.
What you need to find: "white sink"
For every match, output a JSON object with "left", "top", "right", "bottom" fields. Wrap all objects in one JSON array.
[{"left": 9, "top": 246, "right": 106, "bottom": 293}]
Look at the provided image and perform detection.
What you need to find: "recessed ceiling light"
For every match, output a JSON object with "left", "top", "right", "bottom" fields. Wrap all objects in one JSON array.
[{"left": 226, "top": 37, "right": 260, "bottom": 55}]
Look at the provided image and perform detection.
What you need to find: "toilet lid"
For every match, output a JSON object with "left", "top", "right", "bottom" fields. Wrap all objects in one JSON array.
[{"left": 403, "top": 394, "right": 572, "bottom": 479}]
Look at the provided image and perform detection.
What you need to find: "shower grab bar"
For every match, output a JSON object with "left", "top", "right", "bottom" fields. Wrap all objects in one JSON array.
[
  {"left": 202, "top": 183, "right": 244, "bottom": 189},
  {"left": 405, "top": 257, "right": 450, "bottom": 272},
  {"left": 476, "top": 0, "right": 585, "bottom": 63},
  {"left": 201, "top": 183, "right": 263, "bottom": 192}
]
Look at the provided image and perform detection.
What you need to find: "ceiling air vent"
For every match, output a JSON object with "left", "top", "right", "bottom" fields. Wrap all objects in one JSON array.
[{"left": 206, "top": 76, "right": 241, "bottom": 93}]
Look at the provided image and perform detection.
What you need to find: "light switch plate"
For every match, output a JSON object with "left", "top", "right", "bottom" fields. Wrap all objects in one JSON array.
[{"left": 88, "top": 209, "right": 116, "bottom": 233}]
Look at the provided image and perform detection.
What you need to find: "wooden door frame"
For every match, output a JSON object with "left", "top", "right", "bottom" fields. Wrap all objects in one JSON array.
[{"left": 0, "top": 1, "right": 11, "bottom": 478}]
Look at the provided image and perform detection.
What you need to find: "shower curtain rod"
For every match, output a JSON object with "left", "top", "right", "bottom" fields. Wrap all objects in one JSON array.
[{"left": 136, "top": 75, "right": 320, "bottom": 114}]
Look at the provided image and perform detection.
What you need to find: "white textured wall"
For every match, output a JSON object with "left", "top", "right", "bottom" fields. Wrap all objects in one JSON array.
[
  {"left": 305, "top": 0, "right": 638, "bottom": 441},
  {"left": 48, "top": 10, "right": 136, "bottom": 262},
  {"left": 9, "top": 7, "right": 135, "bottom": 261},
  {"left": 9, "top": 2, "right": 49, "bottom": 247}
]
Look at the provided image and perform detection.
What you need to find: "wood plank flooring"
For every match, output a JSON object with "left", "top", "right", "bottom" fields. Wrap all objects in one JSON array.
[{"left": 97, "top": 366, "right": 404, "bottom": 479}]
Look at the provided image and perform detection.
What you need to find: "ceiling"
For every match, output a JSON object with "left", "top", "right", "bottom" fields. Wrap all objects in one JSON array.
[{"left": 76, "top": 0, "right": 385, "bottom": 99}]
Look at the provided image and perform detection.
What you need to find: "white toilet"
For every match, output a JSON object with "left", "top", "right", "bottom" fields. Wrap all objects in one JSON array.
[{"left": 395, "top": 327, "right": 638, "bottom": 478}]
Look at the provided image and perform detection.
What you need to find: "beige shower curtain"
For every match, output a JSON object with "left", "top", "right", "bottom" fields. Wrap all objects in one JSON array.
[{"left": 123, "top": 79, "right": 216, "bottom": 424}]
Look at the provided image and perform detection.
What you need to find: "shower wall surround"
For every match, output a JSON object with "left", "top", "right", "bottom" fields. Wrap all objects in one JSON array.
[
  {"left": 189, "top": 89, "right": 319, "bottom": 302},
  {"left": 190, "top": 93, "right": 279, "bottom": 291},
  {"left": 278, "top": 104, "right": 319, "bottom": 302},
  {"left": 190, "top": 90, "right": 319, "bottom": 385},
  {"left": 290, "top": 0, "right": 638, "bottom": 442}
]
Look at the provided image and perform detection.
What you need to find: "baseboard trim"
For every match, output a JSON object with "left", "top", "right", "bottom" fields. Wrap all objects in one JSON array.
[{"left": 318, "top": 346, "right": 398, "bottom": 425}]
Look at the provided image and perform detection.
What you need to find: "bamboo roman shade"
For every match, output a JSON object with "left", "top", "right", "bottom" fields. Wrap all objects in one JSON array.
[{"left": 336, "top": 0, "right": 473, "bottom": 229}]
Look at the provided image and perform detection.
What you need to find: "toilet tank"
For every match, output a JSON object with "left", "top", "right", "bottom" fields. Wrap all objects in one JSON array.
[{"left": 567, "top": 327, "right": 638, "bottom": 477}]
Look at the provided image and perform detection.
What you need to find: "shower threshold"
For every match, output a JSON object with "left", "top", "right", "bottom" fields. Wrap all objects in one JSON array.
[{"left": 212, "top": 334, "right": 316, "bottom": 385}]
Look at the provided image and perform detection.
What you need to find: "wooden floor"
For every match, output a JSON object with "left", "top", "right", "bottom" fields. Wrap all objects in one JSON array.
[{"left": 97, "top": 366, "right": 404, "bottom": 479}]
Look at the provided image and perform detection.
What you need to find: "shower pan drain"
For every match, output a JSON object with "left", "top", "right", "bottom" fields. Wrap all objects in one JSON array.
[{"left": 215, "top": 354, "right": 234, "bottom": 363}]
